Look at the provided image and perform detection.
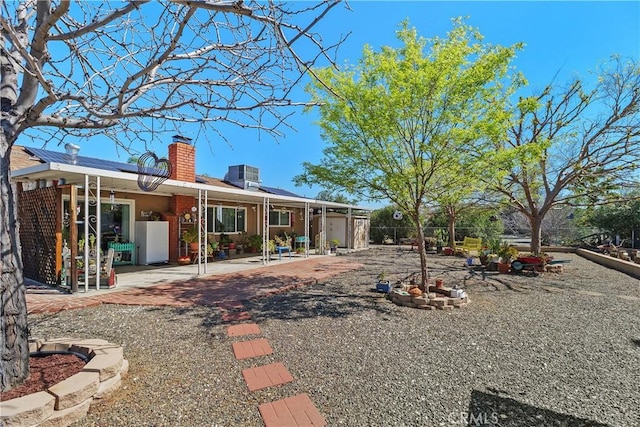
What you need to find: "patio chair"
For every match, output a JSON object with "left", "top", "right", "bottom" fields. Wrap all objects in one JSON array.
[{"left": 77, "top": 248, "right": 117, "bottom": 289}]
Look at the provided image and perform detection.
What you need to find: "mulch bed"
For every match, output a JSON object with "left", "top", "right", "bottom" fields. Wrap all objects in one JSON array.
[{"left": 0, "top": 354, "right": 85, "bottom": 401}]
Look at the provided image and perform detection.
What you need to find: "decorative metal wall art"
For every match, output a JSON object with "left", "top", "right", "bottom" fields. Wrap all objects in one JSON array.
[{"left": 137, "top": 151, "right": 172, "bottom": 192}]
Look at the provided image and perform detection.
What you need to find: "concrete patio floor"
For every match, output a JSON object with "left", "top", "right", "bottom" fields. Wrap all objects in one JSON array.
[{"left": 25, "top": 252, "right": 365, "bottom": 314}]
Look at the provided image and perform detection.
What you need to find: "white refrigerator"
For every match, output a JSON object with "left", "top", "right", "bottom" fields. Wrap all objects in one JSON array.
[{"left": 135, "top": 221, "right": 169, "bottom": 265}]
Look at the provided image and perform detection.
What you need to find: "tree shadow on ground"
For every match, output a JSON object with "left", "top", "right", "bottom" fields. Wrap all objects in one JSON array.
[
  {"left": 467, "top": 389, "right": 610, "bottom": 426},
  {"left": 247, "top": 287, "right": 401, "bottom": 323},
  {"left": 631, "top": 338, "right": 640, "bottom": 348}
]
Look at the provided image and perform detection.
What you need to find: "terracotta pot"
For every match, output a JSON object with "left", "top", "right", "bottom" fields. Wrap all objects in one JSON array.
[
  {"left": 189, "top": 242, "right": 199, "bottom": 252},
  {"left": 497, "top": 262, "right": 510, "bottom": 274}
]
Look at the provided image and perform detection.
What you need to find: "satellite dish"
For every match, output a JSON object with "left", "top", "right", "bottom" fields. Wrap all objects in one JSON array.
[{"left": 393, "top": 211, "right": 403, "bottom": 220}]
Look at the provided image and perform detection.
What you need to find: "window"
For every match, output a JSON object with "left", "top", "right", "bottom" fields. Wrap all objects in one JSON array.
[
  {"left": 269, "top": 210, "right": 291, "bottom": 227},
  {"left": 62, "top": 199, "right": 134, "bottom": 250},
  {"left": 207, "top": 206, "right": 246, "bottom": 233}
]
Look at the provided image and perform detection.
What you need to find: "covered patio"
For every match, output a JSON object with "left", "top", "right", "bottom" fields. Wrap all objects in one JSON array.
[{"left": 11, "top": 142, "right": 370, "bottom": 293}]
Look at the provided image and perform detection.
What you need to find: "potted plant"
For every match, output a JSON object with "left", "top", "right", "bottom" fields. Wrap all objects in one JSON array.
[
  {"left": 376, "top": 271, "right": 392, "bottom": 293},
  {"left": 497, "top": 242, "right": 518, "bottom": 273},
  {"left": 424, "top": 236, "right": 437, "bottom": 253},
  {"left": 182, "top": 227, "right": 200, "bottom": 252},
  {"left": 247, "top": 234, "right": 262, "bottom": 253},
  {"left": 329, "top": 239, "right": 340, "bottom": 254}
]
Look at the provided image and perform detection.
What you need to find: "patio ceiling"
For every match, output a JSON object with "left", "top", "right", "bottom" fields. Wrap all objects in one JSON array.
[{"left": 12, "top": 161, "right": 370, "bottom": 213}]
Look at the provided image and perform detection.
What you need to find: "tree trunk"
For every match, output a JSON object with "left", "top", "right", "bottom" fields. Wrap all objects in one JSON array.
[
  {"left": 412, "top": 215, "right": 429, "bottom": 292},
  {"left": 0, "top": 142, "right": 30, "bottom": 392},
  {"left": 447, "top": 215, "right": 456, "bottom": 248},
  {"left": 530, "top": 216, "right": 543, "bottom": 255},
  {"left": 446, "top": 205, "right": 457, "bottom": 248}
]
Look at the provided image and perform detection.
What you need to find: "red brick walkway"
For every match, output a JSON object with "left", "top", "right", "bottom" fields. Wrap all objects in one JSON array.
[
  {"left": 26, "top": 256, "right": 363, "bottom": 314},
  {"left": 226, "top": 315, "right": 327, "bottom": 426},
  {"left": 27, "top": 257, "right": 349, "bottom": 426}
]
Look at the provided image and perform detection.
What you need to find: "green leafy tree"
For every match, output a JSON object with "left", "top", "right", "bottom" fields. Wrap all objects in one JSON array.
[
  {"left": 583, "top": 190, "right": 640, "bottom": 242},
  {"left": 489, "top": 57, "right": 640, "bottom": 254},
  {"left": 295, "top": 19, "right": 523, "bottom": 289},
  {"left": 370, "top": 206, "right": 414, "bottom": 244},
  {"left": 0, "top": 0, "right": 342, "bottom": 392},
  {"left": 315, "top": 190, "right": 358, "bottom": 205},
  {"left": 429, "top": 205, "right": 503, "bottom": 244}
]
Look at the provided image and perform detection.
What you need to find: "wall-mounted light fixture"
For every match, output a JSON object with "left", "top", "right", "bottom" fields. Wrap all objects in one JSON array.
[{"left": 109, "top": 190, "right": 115, "bottom": 204}]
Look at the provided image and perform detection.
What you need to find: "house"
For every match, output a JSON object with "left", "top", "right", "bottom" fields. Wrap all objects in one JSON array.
[{"left": 9, "top": 136, "right": 370, "bottom": 291}]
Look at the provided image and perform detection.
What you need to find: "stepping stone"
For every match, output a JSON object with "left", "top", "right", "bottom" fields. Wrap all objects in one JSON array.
[
  {"left": 242, "top": 362, "right": 294, "bottom": 392},
  {"left": 217, "top": 300, "right": 245, "bottom": 310},
  {"left": 232, "top": 338, "right": 273, "bottom": 360},
  {"left": 222, "top": 311, "right": 251, "bottom": 322},
  {"left": 227, "top": 323, "right": 261, "bottom": 337},
  {"left": 259, "top": 393, "right": 326, "bottom": 427}
]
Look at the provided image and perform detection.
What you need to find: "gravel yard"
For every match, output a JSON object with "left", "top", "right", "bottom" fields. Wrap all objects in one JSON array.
[{"left": 29, "top": 246, "right": 639, "bottom": 426}]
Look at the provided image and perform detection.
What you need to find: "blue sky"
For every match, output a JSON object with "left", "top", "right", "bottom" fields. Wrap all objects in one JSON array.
[{"left": 37, "top": 1, "right": 640, "bottom": 209}]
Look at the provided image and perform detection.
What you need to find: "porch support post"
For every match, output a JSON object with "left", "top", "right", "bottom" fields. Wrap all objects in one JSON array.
[
  {"left": 83, "top": 174, "right": 89, "bottom": 293},
  {"left": 95, "top": 176, "right": 101, "bottom": 290},
  {"left": 320, "top": 204, "right": 326, "bottom": 255},
  {"left": 55, "top": 187, "right": 63, "bottom": 285},
  {"left": 366, "top": 210, "right": 371, "bottom": 248},
  {"left": 196, "top": 189, "right": 204, "bottom": 275},
  {"left": 304, "top": 202, "right": 310, "bottom": 257},
  {"left": 203, "top": 190, "right": 208, "bottom": 274},
  {"left": 347, "top": 207, "right": 352, "bottom": 252},
  {"left": 70, "top": 185, "right": 78, "bottom": 293},
  {"left": 263, "top": 197, "right": 269, "bottom": 264}
]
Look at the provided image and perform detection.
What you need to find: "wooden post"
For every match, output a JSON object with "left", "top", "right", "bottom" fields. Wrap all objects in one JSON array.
[{"left": 55, "top": 187, "right": 62, "bottom": 286}]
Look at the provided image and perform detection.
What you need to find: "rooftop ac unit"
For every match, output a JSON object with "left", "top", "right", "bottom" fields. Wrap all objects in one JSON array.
[{"left": 227, "top": 165, "right": 261, "bottom": 190}]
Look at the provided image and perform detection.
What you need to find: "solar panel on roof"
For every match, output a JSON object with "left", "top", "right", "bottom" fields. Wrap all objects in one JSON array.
[
  {"left": 25, "top": 147, "right": 168, "bottom": 176},
  {"left": 260, "top": 186, "right": 301, "bottom": 198}
]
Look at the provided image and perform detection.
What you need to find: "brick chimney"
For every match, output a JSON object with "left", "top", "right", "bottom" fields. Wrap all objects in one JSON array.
[
  {"left": 168, "top": 135, "right": 196, "bottom": 262},
  {"left": 168, "top": 135, "right": 195, "bottom": 183}
]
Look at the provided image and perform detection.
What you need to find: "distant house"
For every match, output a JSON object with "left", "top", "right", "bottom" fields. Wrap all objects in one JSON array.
[{"left": 9, "top": 136, "right": 370, "bottom": 288}]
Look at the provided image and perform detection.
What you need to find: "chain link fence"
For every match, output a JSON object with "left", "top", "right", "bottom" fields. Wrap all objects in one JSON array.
[{"left": 370, "top": 225, "right": 631, "bottom": 248}]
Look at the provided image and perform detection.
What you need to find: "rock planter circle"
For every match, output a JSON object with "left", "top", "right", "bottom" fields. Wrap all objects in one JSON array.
[
  {"left": 388, "top": 284, "right": 469, "bottom": 310},
  {"left": 0, "top": 338, "right": 128, "bottom": 427}
]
